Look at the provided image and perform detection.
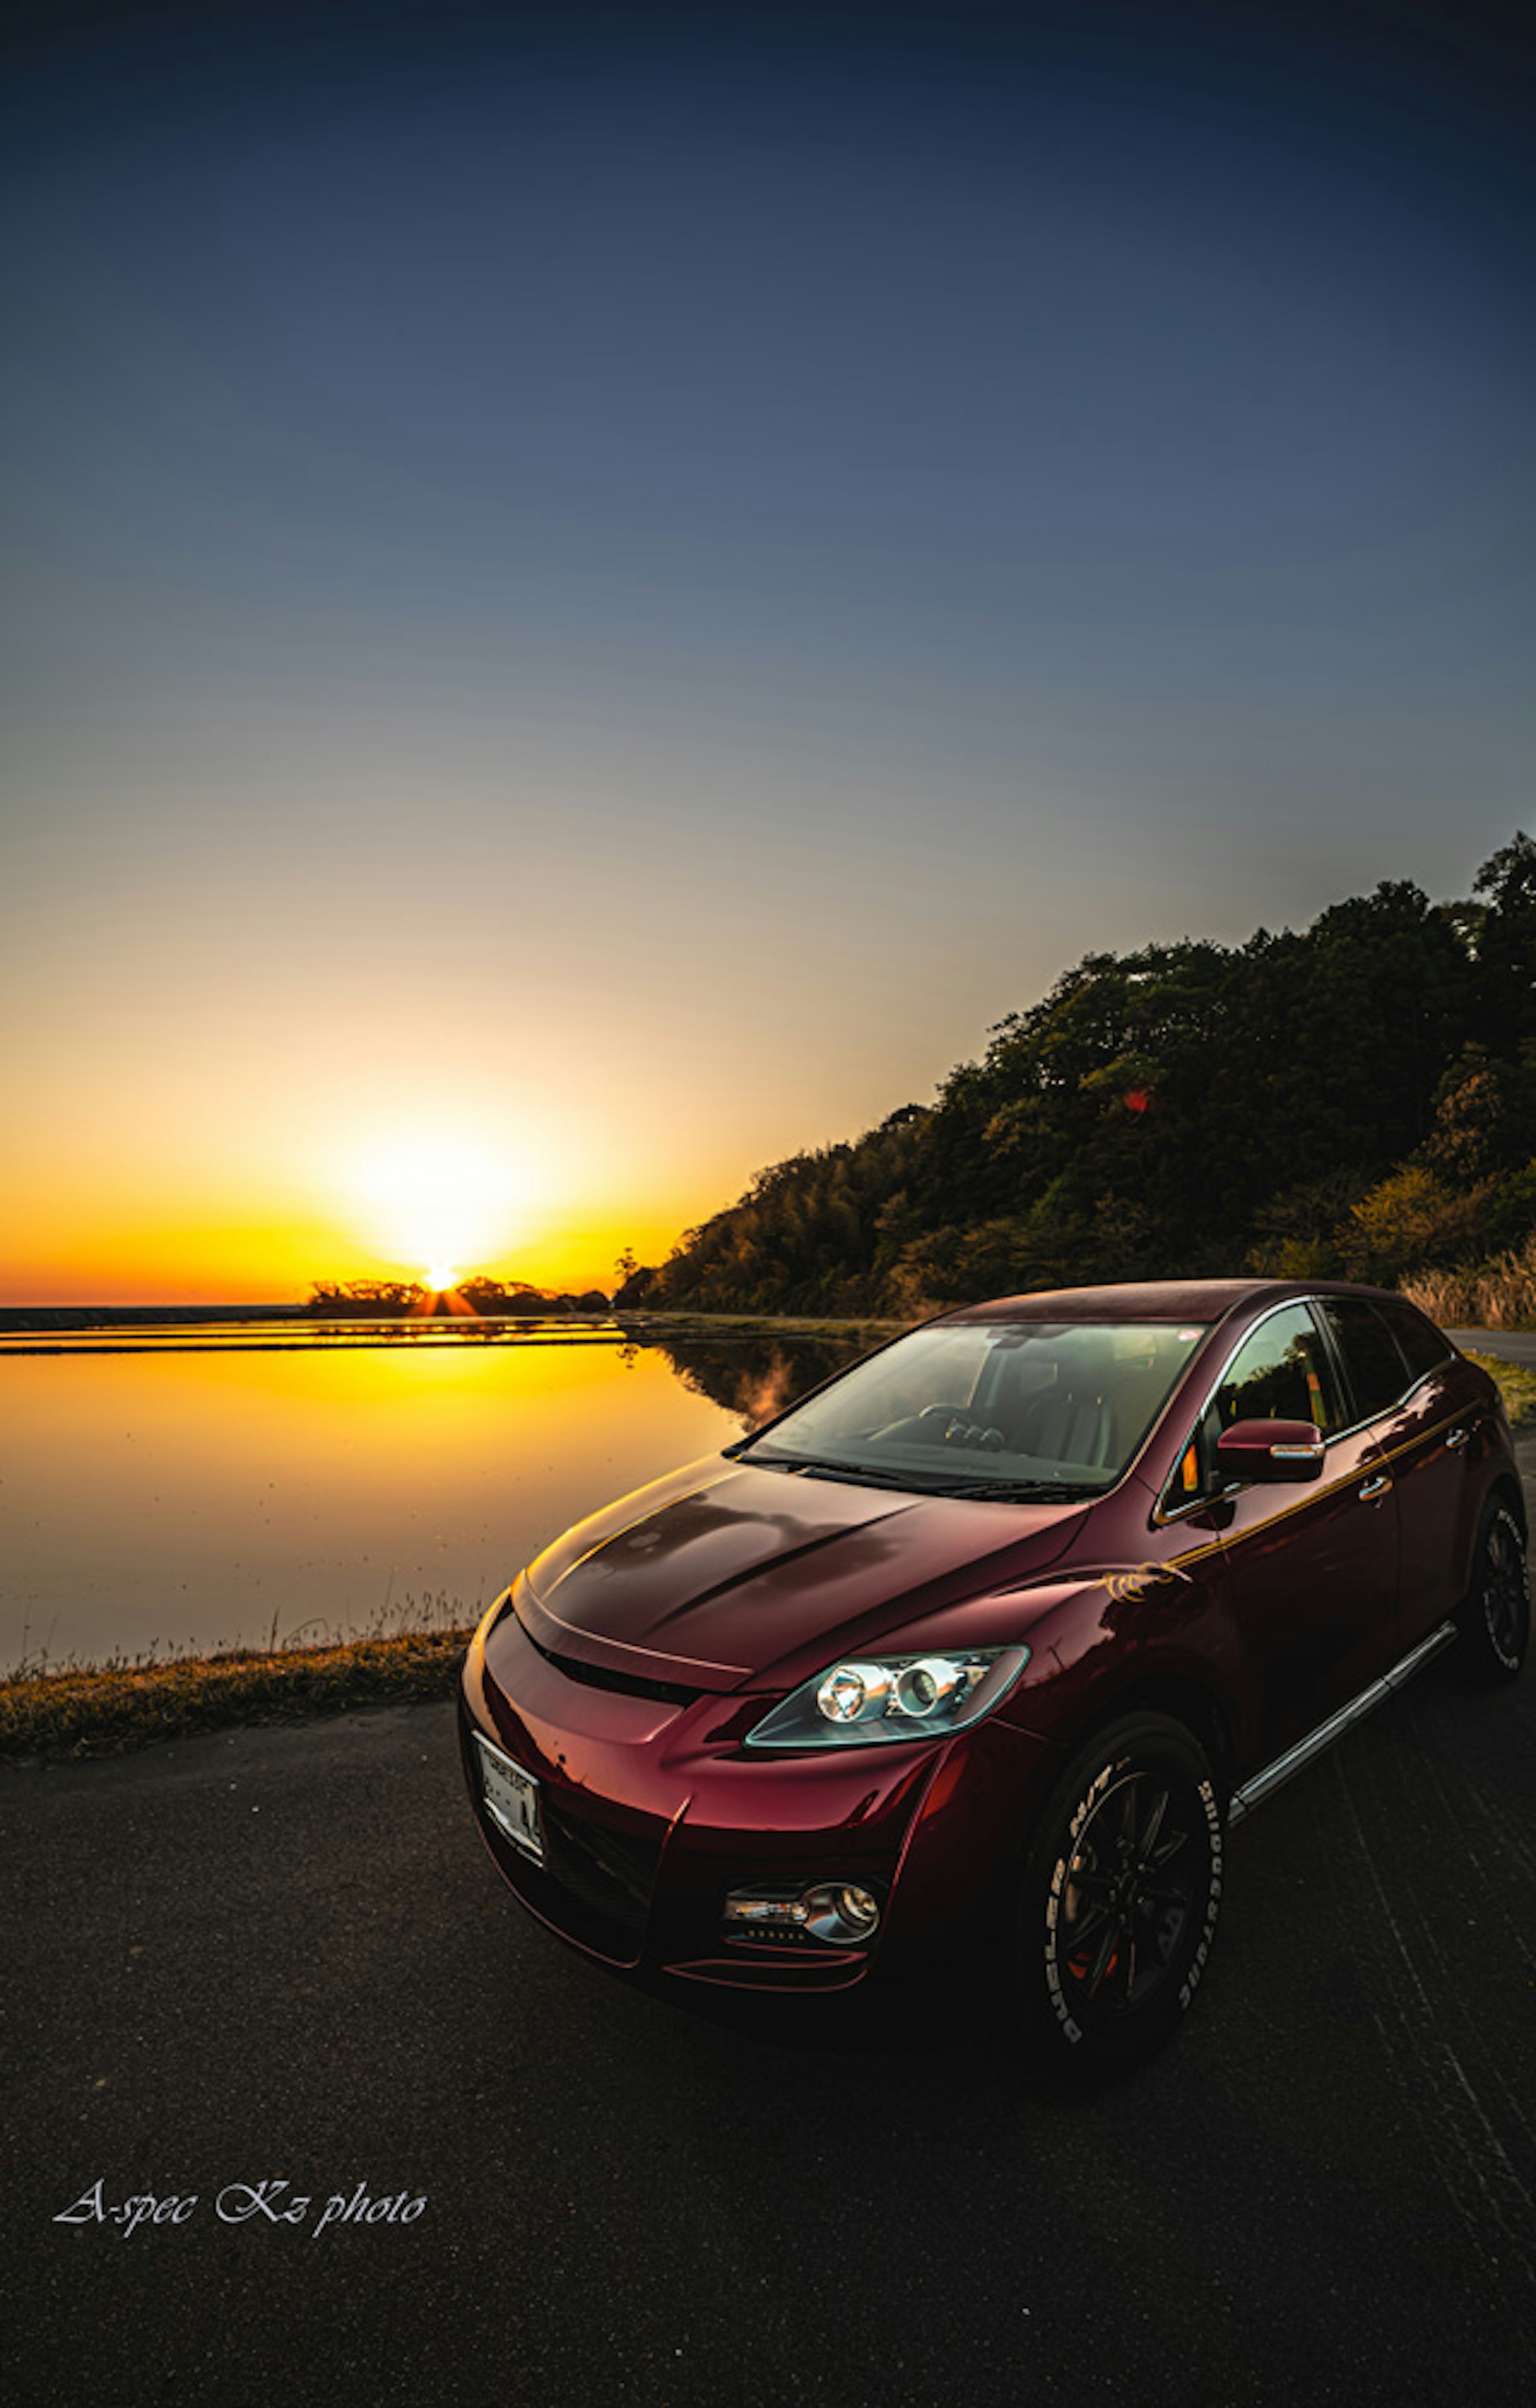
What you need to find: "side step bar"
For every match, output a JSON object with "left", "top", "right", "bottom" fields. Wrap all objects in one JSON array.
[{"left": 1227, "top": 1620, "right": 1458, "bottom": 1827}]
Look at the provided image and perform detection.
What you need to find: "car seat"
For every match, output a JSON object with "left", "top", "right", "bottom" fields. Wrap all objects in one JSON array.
[{"left": 1014, "top": 1388, "right": 1115, "bottom": 1469}]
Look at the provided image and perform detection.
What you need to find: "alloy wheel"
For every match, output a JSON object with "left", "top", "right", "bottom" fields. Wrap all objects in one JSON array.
[
  {"left": 1020, "top": 1709, "right": 1224, "bottom": 2071},
  {"left": 1482, "top": 1512, "right": 1528, "bottom": 1666},
  {"left": 1058, "top": 1769, "right": 1200, "bottom": 2016}
]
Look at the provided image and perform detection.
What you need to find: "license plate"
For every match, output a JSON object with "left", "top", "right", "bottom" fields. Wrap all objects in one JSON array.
[{"left": 474, "top": 1733, "right": 544, "bottom": 1864}]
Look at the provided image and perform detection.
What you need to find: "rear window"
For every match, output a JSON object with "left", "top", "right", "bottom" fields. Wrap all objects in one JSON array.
[
  {"left": 1374, "top": 1298, "right": 1452, "bottom": 1380},
  {"left": 1314, "top": 1296, "right": 1411, "bottom": 1422}
]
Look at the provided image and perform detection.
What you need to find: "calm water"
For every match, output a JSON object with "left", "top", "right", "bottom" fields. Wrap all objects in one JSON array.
[{"left": 0, "top": 1325, "right": 861, "bottom": 1674}]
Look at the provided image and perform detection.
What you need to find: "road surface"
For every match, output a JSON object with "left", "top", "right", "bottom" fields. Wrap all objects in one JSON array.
[{"left": 5, "top": 1431, "right": 1535, "bottom": 2408}]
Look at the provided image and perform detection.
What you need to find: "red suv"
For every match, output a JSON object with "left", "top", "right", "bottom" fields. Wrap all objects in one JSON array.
[{"left": 460, "top": 1280, "right": 1528, "bottom": 2068}]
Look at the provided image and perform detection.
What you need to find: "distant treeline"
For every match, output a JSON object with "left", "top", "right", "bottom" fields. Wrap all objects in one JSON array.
[
  {"left": 0, "top": 1304, "right": 310, "bottom": 1333},
  {"left": 616, "top": 836, "right": 1536, "bottom": 1319},
  {"left": 308, "top": 1278, "right": 610, "bottom": 1317}
]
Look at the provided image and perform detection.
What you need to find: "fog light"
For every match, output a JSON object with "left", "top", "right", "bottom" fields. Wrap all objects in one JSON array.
[
  {"left": 722, "top": 1892, "right": 808, "bottom": 1932},
  {"left": 801, "top": 1884, "right": 881, "bottom": 1944},
  {"left": 722, "top": 1883, "right": 882, "bottom": 1947}
]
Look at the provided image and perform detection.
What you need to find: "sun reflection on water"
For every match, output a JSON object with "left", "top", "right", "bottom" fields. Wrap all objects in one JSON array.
[{"left": 0, "top": 1336, "right": 738, "bottom": 1674}]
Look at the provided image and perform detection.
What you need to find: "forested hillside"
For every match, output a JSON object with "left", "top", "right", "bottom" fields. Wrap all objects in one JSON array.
[{"left": 618, "top": 837, "right": 1536, "bottom": 1317}]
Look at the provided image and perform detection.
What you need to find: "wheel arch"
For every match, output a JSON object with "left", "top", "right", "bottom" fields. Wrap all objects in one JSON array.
[
  {"left": 1486, "top": 1468, "right": 1527, "bottom": 1544},
  {"left": 1000, "top": 1666, "right": 1237, "bottom": 1852},
  {"left": 1069, "top": 1672, "right": 1236, "bottom": 1805}
]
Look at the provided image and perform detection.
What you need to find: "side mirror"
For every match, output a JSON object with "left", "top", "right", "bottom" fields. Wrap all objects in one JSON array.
[{"left": 1214, "top": 1418, "right": 1325, "bottom": 1484}]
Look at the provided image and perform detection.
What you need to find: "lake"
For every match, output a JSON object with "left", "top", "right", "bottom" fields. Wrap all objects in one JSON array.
[{"left": 0, "top": 1323, "right": 865, "bottom": 1675}]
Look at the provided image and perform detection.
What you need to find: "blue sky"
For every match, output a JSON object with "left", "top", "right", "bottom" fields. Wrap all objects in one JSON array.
[{"left": 3, "top": 2, "right": 1533, "bottom": 1294}]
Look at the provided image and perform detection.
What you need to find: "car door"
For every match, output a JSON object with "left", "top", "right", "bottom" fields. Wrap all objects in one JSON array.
[
  {"left": 1312, "top": 1292, "right": 1486, "bottom": 1651},
  {"left": 1158, "top": 1299, "right": 1400, "bottom": 1763}
]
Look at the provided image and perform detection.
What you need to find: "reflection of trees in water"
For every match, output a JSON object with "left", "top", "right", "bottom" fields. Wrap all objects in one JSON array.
[{"left": 644, "top": 1334, "right": 865, "bottom": 1429}]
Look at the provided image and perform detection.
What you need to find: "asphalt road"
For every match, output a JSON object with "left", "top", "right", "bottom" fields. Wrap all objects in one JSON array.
[
  {"left": 1450, "top": 1325, "right": 1536, "bottom": 1367},
  {"left": 6, "top": 1450, "right": 1536, "bottom": 2408}
]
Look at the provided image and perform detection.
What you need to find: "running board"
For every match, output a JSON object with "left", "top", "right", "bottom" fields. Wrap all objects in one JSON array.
[{"left": 1227, "top": 1620, "right": 1458, "bottom": 1827}]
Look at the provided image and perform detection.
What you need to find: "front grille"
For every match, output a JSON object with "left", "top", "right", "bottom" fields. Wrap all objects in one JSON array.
[
  {"left": 483, "top": 1787, "right": 665, "bottom": 1964},
  {"left": 520, "top": 1617, "right": 698, "bottom": 1707},
  {"left": 541, "top": 1799, "right": 661, "bottom": 1938}
]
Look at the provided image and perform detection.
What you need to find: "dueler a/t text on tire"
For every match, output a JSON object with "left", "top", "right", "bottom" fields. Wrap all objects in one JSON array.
[{"left": 1014, "top": 1710, "right": 1224, "bottom": 2074}]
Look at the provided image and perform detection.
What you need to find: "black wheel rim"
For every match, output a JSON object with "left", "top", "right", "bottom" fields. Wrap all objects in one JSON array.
[
  {"left": 1059, "top": 1771, "right": 1202, "bottom": 2018},
  {"left": 1483, "top": 1517, "right": 1527, "bottom": 1661}
]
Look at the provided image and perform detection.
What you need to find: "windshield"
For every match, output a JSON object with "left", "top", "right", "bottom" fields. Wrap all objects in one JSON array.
[{"left": 736, "top": 1318, "right": 1209, "bottom": 1497}]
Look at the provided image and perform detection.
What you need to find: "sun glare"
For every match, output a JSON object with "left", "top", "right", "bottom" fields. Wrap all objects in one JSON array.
[
  {"left": 345, "top": 1129, "right": 530, "bottom": 1281},
  {"left": 428, "top": 1262, "right": 457, "bottom": 1293}
]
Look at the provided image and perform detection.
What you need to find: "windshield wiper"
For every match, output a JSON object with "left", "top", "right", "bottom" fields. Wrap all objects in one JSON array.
[
  {"left": 738, "top": 1450, "right": 921, "bottom": 1493},
  {"left": 730, "top": 1449, "right": 1100, "bottom": 1503},
  {"left": 937, "top": 1478, "right": 1101, "bottom": 1503}
]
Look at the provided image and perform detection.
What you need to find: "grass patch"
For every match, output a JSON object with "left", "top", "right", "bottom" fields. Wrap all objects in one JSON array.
[
  {"left": 1464, "top": 1351, "right": 1536, "bottom": 1428},
  {"left": 0, "top": 1627, "right": 474, "bottom": 1761}
]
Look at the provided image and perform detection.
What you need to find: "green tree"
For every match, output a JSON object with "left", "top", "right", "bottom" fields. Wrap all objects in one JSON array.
[{"left": 618, "top": 847, "right": 1521, "bottom": 1313}]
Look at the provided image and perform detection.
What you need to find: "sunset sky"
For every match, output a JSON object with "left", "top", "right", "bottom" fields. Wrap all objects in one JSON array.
[{"left": 4, "top": 1, "right": 1533, "bottom": 1303}]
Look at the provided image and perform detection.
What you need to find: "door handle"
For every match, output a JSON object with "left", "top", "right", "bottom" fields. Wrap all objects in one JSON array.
[
  {"left": 1447, "top": 1425, "right": 1470, "bottom": 1449},
  {"left": 1358, "top": 1474, "right": 1391, "bottom": 1501}
]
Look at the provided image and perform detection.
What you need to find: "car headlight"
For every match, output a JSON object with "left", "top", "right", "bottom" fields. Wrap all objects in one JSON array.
[{"left": 744, "top": 1645, "right": 1030, "bottom": 1749}]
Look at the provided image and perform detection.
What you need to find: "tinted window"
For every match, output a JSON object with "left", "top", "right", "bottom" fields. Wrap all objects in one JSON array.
[
  {"left": 1375, "top": 1298, "right": 1452, "bottom": 1380},
  {"left": 1166, "top": 1303, "right": 1340, "bottom": 1507},
  {"left": 1314, "top": 1296, "right": 1411, "bottom": 1421}
]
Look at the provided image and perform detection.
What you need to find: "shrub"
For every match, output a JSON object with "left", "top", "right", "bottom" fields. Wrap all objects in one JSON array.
[{"left": 1343, "top": 1164, "right": 1492, "bottom": 1282}]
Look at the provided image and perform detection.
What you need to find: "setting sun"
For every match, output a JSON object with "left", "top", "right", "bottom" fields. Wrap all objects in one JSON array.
[
  {"left": 427, "top": 1263, "right": 458, "bottom": 1293},
  {"left": 344, "top": 1129, "right": 530, "bottom": 1283}
]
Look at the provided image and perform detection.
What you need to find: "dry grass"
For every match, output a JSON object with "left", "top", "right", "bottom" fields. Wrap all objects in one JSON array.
[
  {"left": 1404, "top": 1233, "right": 1536, "bottom": 1330},
  {"left": 0, "top": 1627, "right": 474, "bottom": 1761}
]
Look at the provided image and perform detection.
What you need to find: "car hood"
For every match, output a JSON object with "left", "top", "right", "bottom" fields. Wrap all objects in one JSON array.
[{"left": 517, "top": 1452, "right": 1090, "bottom": 1693}]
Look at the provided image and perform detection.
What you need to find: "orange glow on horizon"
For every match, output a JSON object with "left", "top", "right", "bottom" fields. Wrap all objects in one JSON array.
[
  {"left": 2, "top": 1092, "right": 702, "bottom": 1306},
  {"left": 0, "top": 1206, "right": 690, "bottom": 1309}
]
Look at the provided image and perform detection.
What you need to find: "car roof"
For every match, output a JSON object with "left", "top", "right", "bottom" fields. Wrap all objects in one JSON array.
[{"left": 942, "top": 1277, "right": 1412, "bottom": 1326}]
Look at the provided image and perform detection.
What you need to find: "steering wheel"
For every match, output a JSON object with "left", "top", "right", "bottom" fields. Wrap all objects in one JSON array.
[{"left": 916, "top": 1405, "right": 1006, "bottom": 1451}]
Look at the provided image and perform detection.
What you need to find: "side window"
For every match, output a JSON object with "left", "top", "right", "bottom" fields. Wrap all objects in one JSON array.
[
  {"left": 1166, "top": 1304, "right": 1340, "bottom": 1507},
  {"left": 1375, "top": 1298, "right": 1452, "bottom": 1381},
  {"left": 1314, "top": 1296, "right": 1411, "bottom": 1423}
]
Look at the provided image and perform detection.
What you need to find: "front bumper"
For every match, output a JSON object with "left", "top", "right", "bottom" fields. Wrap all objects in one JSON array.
[{"left": 459, "top": 1590, "right": 1048, "bottom": 1993}]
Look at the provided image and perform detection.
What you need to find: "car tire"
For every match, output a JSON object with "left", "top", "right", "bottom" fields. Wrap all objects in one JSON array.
[
  {"left": 1454, "top": 1498, "right": 1530, "bottom": 1683},
  {"left": 1012, "top": 1711, "right": 1224, "bottom": 2075}
]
